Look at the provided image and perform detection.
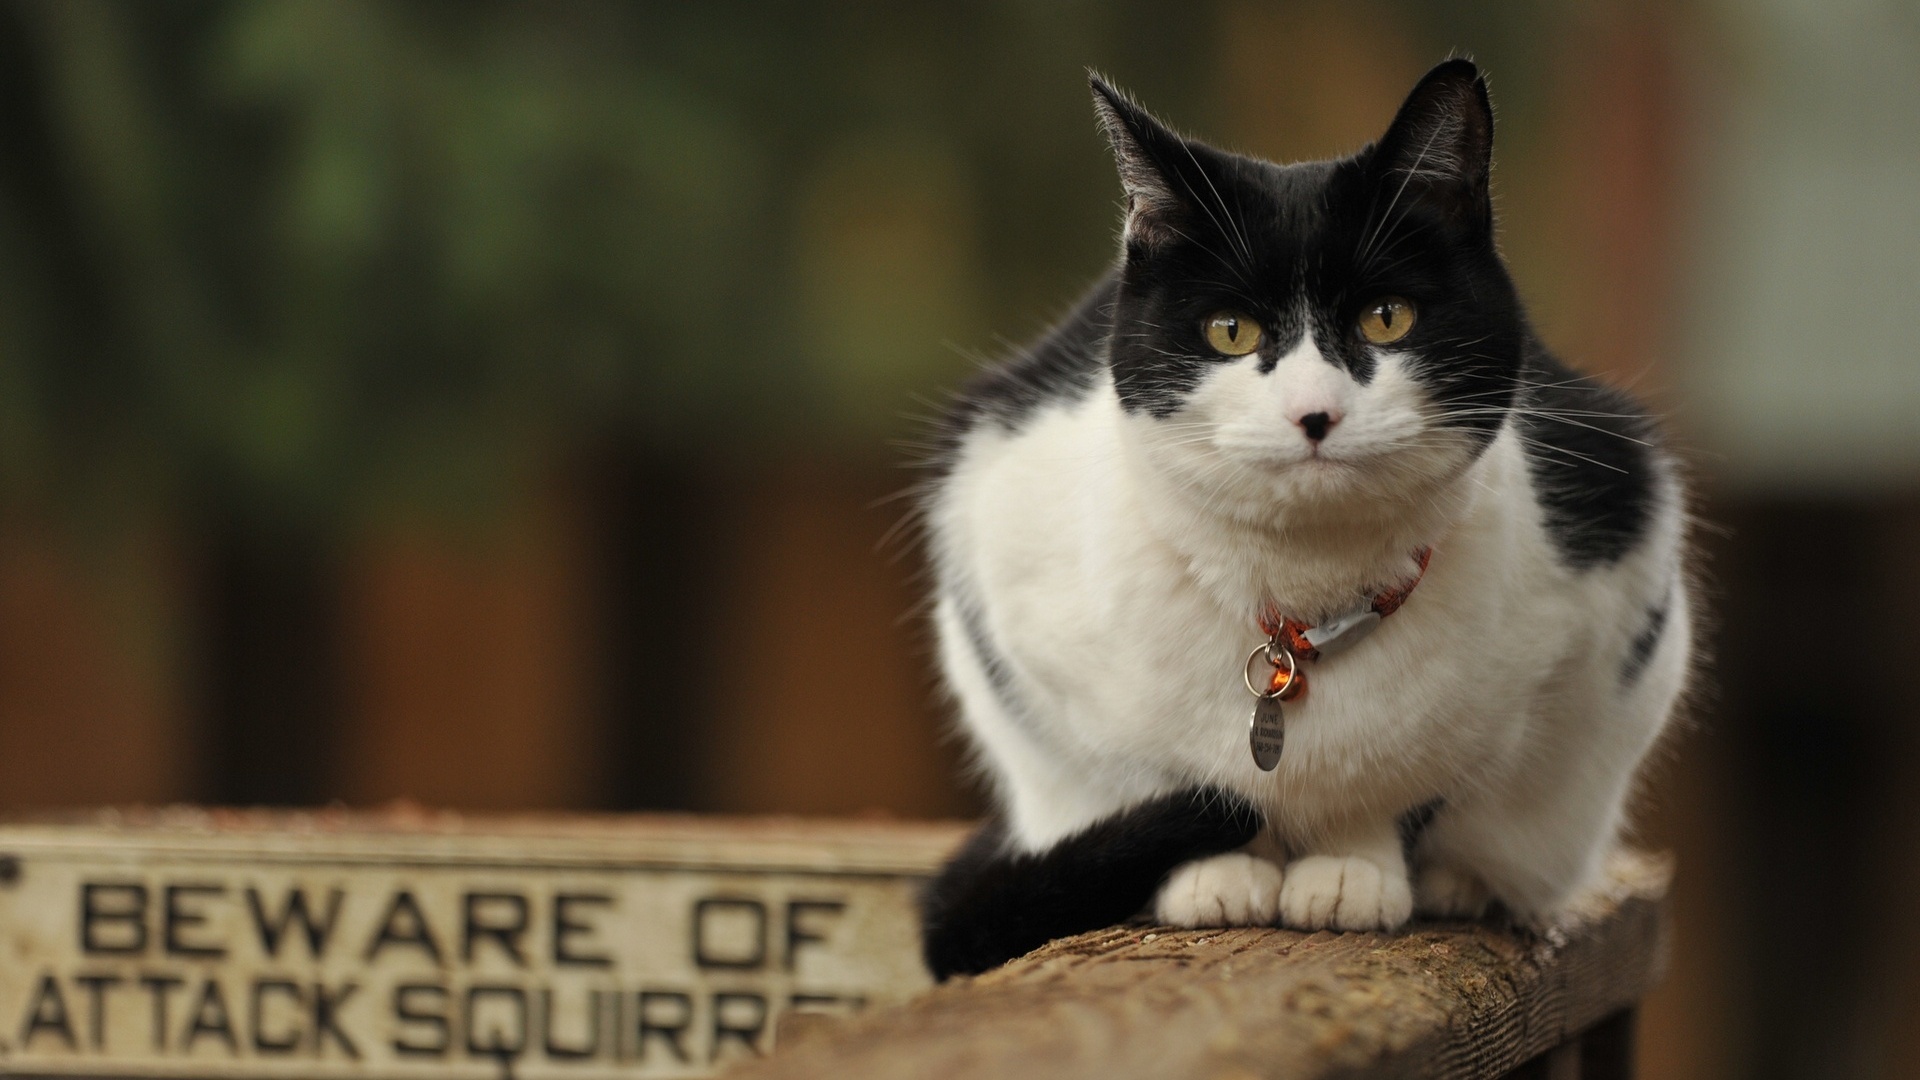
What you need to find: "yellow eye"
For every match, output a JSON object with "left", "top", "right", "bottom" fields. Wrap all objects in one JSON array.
[
  {"left": 1203, "top": 311, "right": 1263, "bottom": 356},
  {"left": 1357, "top": 297, "right": 1416, "bottom": 345}
]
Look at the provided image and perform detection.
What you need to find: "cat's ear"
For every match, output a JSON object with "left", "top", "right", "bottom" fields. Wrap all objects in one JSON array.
[
  {"left": 1369, "top": 59, "right": 1494, "bottom": 230},
  {"left": 1088, "top": 74, "right": 1192, "bottom": 246}
]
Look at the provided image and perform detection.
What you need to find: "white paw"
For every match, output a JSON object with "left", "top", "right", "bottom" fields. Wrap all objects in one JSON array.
[
  {"left": 1414, "top": 862, "right": 1491, "bottom": 919},
  {"left": 1153, "top": 853, "right": 1285, "bottom": 928},
  {"left": 1278, "top": 854, "right": 1413, "bottom": 931}
]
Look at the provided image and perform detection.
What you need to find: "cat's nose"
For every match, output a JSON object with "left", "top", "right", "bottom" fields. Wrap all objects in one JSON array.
[{"left": 1295, "top": 410, "right": 1340, "bottom": 442}]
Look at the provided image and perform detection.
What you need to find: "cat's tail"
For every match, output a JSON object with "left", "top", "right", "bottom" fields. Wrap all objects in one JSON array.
[{"left": 918, "top": 787, "right": 1263, "bottom": 980}]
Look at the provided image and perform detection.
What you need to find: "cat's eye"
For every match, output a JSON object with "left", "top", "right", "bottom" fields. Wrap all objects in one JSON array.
[
  {"left": 1203, "top": 312, "right": 1263, "bottom": 356},
  {"left": 1357, "top": 297, "right": 1417, "bottom": 345}
]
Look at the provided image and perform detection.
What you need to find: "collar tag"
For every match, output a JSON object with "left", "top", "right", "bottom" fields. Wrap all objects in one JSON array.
[
  {"left": 1243, "top": 547, "right": 1433, "bottom": 771},
  {"left": 1301, "top": 608, "right": 1382, "bottom": 657}
]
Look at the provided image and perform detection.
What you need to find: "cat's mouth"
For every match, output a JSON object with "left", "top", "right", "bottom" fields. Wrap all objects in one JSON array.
[
  {"left": 1283, "top": 456, "right": 1365, "bottom": 480},
  {"left": 1217, "top": 443, "right": 1364, "bottom": 474}
]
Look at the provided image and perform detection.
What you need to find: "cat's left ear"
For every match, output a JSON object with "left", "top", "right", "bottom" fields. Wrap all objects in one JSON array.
[{"left": 1369, "top": 59, "right": 1494, "bottom": 231}]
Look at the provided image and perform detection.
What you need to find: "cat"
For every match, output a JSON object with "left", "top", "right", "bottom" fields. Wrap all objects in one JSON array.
[{"left": 916, "top": 59, "right": 1693, "bottom": 981}]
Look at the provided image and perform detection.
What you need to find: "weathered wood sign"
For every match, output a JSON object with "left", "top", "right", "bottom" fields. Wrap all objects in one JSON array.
[{"left": 0, "top": 809, "right": 963, "bottom": 1079}]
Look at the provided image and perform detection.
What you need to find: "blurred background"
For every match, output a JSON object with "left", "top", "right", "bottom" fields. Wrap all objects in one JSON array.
[{"left": 0, "top": 0, "right": 1917, "bottom": 1076}]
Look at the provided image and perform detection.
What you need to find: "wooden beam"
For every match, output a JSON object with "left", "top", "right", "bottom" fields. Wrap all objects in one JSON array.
[{"left": 737, "top": 851, "right": 1670, "bottom": 1080}]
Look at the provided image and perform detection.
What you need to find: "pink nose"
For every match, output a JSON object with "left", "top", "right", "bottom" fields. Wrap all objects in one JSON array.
[{"left": 1293, "top": 409, "right": 1342, "bottom": 442}]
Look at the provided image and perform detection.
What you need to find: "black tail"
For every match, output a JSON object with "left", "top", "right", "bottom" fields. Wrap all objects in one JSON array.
[{"left": 918, "top": 787, "right": 1263, "bottom": 980}]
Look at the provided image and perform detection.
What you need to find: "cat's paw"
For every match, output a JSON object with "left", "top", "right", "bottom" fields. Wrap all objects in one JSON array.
[
  {"left": 1414, "top": 862, "right": 1491, "bottom": 919},
  {"left": 1153, "top": 853, "right": 1284, "bottom": 927},
  {"left": 1278, "top": 854, "right": 1413, "bottom": 931}
]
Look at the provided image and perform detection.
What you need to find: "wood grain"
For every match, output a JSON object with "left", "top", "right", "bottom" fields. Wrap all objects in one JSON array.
[{"left": 732, "top": 851, "right": 1671, "bottom": 1080}]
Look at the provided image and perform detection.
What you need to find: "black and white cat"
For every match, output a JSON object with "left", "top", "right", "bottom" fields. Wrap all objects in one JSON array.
[{"left": 917, "top": 61, "right": 1692, "bottom": 980}]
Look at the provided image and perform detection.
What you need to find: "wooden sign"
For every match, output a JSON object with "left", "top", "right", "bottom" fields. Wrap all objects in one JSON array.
[{"left": 0, "top": 809, "right": 963, "bottom": 1079}]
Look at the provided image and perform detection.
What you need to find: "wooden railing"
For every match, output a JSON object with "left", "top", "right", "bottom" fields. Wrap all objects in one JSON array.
[{"left": 732, "top": 852, "right": 1670, "bottom": 1080}]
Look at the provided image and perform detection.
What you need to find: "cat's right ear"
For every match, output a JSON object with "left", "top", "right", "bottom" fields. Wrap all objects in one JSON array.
[
  {"left": 1367, "top": 59, "right": 1494, "bottom": 233},
  {"left": 1089, "top": 74, "right": 1189, "bottom": 247}
]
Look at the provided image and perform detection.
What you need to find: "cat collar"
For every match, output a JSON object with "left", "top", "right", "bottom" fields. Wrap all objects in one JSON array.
[{"left": 1244, "top": 547, "right": 1432, "bottom": 770}]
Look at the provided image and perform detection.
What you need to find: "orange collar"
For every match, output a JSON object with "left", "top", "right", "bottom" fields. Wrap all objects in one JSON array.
[{"left": 1257, "top": 547, "right": 1432, "bottom": 664}]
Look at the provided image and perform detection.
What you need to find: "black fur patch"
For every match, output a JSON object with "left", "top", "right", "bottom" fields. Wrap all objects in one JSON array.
[
  {"left": 1397, "top": 797, "right": 1445, "bottom": 861},
  {"left": 919, "top": 788, "right": 1263, "bottom": 980},
  {"left": 947, "top": 587, "right": 1066, "bottom": 755},
  {"left": 1517, "top": 348, "right": 1658, "bottom": 568},
  {"left": 953, "top": 591, "right": 1017, "bottom": 711},
  {"left": 931, "top": 275, "right": 1114, "bottom": 469},
  {"left": 1621, "top": 592, "right": 1671, "bottom": 685}
]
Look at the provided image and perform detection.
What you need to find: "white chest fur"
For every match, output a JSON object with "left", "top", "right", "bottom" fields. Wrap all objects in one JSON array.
[{"left": 930, "top": 374, "right": 1685, "bottom": 901}]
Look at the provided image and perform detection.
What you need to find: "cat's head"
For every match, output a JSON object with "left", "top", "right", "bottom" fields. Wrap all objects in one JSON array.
[{"left": 1092, "top": 60, "right": 1524, "bottom": 524}]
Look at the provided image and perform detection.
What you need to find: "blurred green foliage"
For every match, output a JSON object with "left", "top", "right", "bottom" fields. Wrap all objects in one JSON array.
[
  {"left": 0, "top": 0, "right": 1554, "bottom": 533},
  {"left": 0, "top": 1, "right": 1189, "bottom": 530}
]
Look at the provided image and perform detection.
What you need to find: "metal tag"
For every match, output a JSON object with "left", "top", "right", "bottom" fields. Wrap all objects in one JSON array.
[
  {"left": 1302, "top": 608, "right": 1381, "bottom": 657},
  {"left": 1249, "top": 695, "right": 1286, "bottom": 771}
]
